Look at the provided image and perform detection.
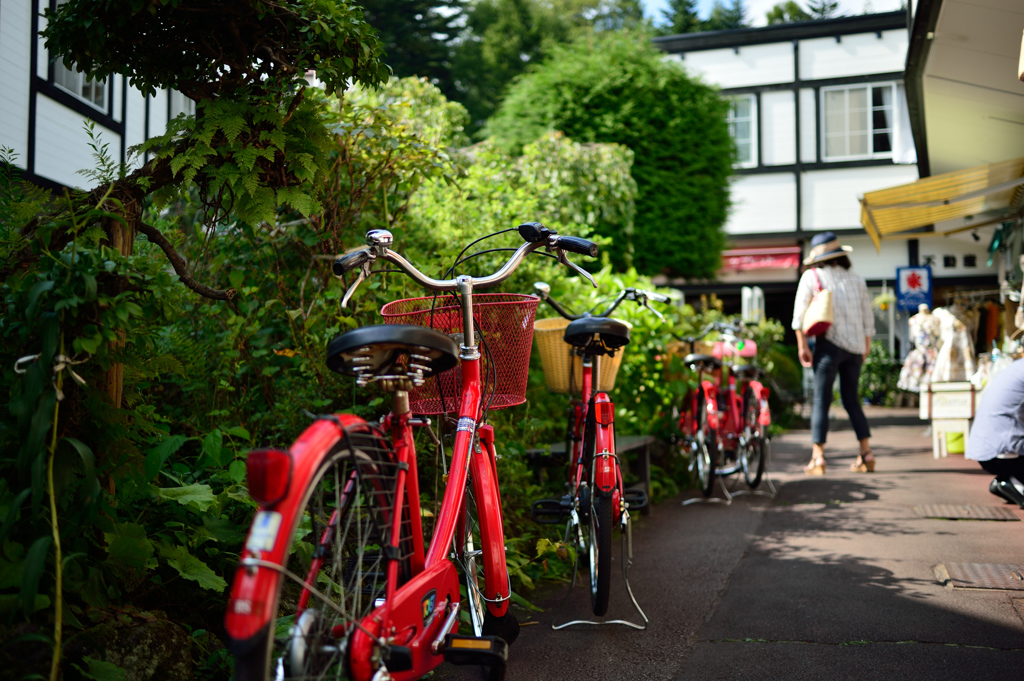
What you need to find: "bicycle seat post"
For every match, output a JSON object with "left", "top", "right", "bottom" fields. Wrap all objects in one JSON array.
[{"left": 457, "top": 276, "right": 480, "bottom": 361}]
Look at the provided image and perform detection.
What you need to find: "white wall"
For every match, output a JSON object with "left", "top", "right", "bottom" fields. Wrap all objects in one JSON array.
[
  {"left": 34, "top": 95, "right": 120, "bottom": 188},
  {"left": 799, "top": 88, "right": 817, "bottom": 163},
  {"left": 760, "top": 91, "right": 796, "bottom": 166},
  {"left": 35, "top": 0, "right": 47, "bottom": 80},
  {"left": 726, "top": 173, "right": 797, "bottom": 234},
  {"left": 845, "top": 235, "right": 912, "bottom": 281},
  {"left": 0, "top": 0, "right": 32, "bottom": 165},
  {"left": 148, "top": 90, "right": 168, "bottom": 142},
  {"left": 677, "top": 42, "right": 794, "bottom": 88},
  {"left": 802, "top": 164, "right": 920, "bottom": 230},
  {"left": 124, "top": 86, "right": 148, "bottom": 169},
  {"left": 918, "top": 228, "right": 999, "bottom": 279},
  {"left": 798, "top": 29, "right": 908, "bottom": 80}
]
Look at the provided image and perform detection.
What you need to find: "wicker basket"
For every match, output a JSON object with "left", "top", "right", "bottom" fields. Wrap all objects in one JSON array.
[{"left": 534, "top": 318, "right": 627, "bottom": 394}]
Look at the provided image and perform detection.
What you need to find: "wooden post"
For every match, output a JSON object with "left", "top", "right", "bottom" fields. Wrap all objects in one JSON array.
[{"left": 103, "top": 214, "right": 134, "bottom": 409}]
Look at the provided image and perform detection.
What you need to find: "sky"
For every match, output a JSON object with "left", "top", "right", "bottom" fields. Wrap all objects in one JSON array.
[{"left": 639, "top": 0, "right": 904, "bottom": 29}]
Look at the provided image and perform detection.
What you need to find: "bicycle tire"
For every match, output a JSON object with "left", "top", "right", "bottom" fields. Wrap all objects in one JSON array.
[
  {"left": 741, "top": 387, "right": 766, "bottom": 489},
  {"left": 589, "top": 491, "right": 613, "bottom": 616},
  {"left": 233, "top": 430, "right": 412, "bottom": 681},
  {"left": 696, "top": 392, "right": 717, "bottom": 497},
  {"left": 462, "top": 482, "right": 487, "bottom": 638}
]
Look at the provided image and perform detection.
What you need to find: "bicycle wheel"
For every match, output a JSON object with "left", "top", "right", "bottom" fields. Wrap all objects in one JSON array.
[
  {"left": 695, "top": 393, "right": 717, "bottom": 497},
  {"left": 234, "top": 429, "right": 412, "bottom": 681},
  {"left": 588, "top": 490, "right": 613, "bottom": 617},
  {"left": 461, "top": 482, "right": 487, "bottom": 638},
  {"left": 741, "top": 387, "right": 766, "bottom": 489}
]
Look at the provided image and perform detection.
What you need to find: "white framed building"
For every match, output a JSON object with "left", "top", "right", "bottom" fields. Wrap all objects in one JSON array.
[
  {"left": 652, "top": 11, "right": 1001, "bottom": 356},
  {"left": 0, "top": 0, "right": 191, "bottom": 191}
]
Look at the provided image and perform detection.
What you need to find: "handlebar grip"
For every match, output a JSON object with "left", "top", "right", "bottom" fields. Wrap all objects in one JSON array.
[
  {"left": 333, "top": 249, "right": 372, "bottom": 276},
  {"left": 647, "top": 291, "right": 671, "bottom": 303},
  {"left": 556, "top": 236, "right": 599, "bottom": 258}
]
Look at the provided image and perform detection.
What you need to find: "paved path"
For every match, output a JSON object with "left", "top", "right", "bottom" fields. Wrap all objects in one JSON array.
[{"left": 442, "top": 422, "right": 1024, "bottom": 680}]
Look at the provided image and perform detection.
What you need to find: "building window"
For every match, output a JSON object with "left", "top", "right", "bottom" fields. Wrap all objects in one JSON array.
[
  {"left": 51, "top": 0, "right": 109, "bottom": 112},
  {"left": 169, "top": 90, "right": 195, "bottom": 119},
  {"left": 821, "top": 83, "right": 895, "bottom": 161},
  {"left": 53, "top": 66, "right": 107, "bottom": 110},
  {"left": 727, "top": 95, "right": 757, "bottom": 168}
]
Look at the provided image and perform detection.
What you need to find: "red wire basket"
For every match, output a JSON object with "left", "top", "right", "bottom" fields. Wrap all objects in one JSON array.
[{"left": 380, "top": 293, "right": 540, "bottom": 415}]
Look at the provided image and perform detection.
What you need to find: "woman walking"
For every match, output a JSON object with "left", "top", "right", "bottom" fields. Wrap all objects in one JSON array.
[{"left": 792, "top": 232, "right": 875, "bottom": 475}]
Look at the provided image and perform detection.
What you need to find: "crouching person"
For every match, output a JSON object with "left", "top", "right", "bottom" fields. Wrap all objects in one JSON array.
[{"left": 966, "top": 359, "right": 1024, "bottom": 507}]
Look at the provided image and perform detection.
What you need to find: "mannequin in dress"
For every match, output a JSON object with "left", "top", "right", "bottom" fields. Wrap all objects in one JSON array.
[
  {"left": 898, "top": 303, "right": 941, "bottom": 392},
  {"left": 930, "top": 307, "right": 976, "bottom": 382}
]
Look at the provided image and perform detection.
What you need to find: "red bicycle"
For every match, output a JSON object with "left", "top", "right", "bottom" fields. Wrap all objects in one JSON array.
[
  {"left": 678, "top": 322, "right": 771, "bottom": 500},
  {"left": 224, "top": 222, "right": 597, "bottom": 680},
  {"left": 530, "top": 285, "right": 667, "bottom": 625}
]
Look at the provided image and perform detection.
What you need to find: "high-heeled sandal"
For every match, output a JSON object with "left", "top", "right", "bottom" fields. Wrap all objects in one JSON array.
[
  {"left": 850, "top": 451, "right": 875, "bottom": 473},
  {"left": 803, "top": 458, "right": 826, "bottom": 475}
]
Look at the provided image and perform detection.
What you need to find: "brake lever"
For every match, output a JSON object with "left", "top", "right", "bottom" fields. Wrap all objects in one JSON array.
[
  {"left": 558, "top": 251, "right": 597, "bottom": 288},
  {"left": 640, "top": 297, "right": 666, "bottom": 322},
  {"left": 341, "top": 260, "right": 373, "bottom": 309}
]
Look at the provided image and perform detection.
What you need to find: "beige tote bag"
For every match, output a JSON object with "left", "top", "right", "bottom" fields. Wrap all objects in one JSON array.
[{"left": 802, "top": 269, "right": 833, "bottom": 337}]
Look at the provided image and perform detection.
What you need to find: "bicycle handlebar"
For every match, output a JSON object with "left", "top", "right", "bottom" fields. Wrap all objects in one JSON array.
[
  {"left": 333, "top": 224, "right": 599, "bottom": 307},
  {"left": 678, "top": 321, "right": 745, "bottom": 345},
  {"left": 534, "top": 285, "right": 670, "bottom": 321}
]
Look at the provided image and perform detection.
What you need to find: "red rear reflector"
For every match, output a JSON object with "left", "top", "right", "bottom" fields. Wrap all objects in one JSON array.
[
  {"left": 595, "top": 401, "right": 615, "bottom": 425},
  {"left": 246, "top": 449, "right": 292, "bottom": 506}
]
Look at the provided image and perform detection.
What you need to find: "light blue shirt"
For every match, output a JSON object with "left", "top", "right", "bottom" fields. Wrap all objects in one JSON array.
[{"left": 966, "top": 359, "right": 1024, "bottom": 461}]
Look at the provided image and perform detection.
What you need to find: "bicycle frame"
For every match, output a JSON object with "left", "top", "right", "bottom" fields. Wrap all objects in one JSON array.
[
  {"left": 571, "top": 355, "right": 623, "bottom": 513},
  {"left": 225, "top": 309, "right": 510, "bottom": 681}
]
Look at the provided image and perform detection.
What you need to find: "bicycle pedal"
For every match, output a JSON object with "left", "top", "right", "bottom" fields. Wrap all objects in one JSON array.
[
  {"left": 440, "top": 634, "right": 508, "bottom": 670},
  {"left": 623, "top": 488, "right": 648, "bottom": 512},
  {"left": 530, "top": 496, "right": 572, "bottom": 525}
]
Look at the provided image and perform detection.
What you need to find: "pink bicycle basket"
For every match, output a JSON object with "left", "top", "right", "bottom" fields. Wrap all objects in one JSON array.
[{"left": 380, "top": 293, "right": 540, "bottom": 415}]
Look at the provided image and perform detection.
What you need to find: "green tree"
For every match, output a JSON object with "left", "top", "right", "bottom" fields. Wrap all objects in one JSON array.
[
  {"left": 20, "top": 0, "right": 389, "bottom": 283},
  {"left": 359, "top": 0, "right": 466, "bottom": 100},
  {"left": 765, "top": 0, "right": 811, "bottom": 24},
  {"left": 660, "top": 0, "right": 702, "bottom": 34},
  {"left": 806, "top": 0, "right": 841, "bottom": 18},
  {"left": 486, "top": 31, "right": 733, "bottom": 277},
  {"left": 704, "top": 0, "right": 749, "bottom": 30},
  {"left": 451, "top": 0, "right": 645, "bottom": 132}
]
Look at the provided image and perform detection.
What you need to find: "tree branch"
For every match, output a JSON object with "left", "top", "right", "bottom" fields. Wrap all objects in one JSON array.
[{"left": 136, "top": 221, "right": 236, "bottom": 301}]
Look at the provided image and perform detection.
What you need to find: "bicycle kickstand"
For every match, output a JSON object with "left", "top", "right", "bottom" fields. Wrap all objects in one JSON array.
[{"left": 551, "top": 510, "right": 649, "bottom": 631}]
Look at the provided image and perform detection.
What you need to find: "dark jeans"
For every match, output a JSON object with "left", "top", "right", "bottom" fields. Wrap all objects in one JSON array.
[
  {"left": 811, "top": 338, "right": 871, "bottom": 445},
  {"left": 980, "top": 457, "right": 1024, "bottom": 481}
]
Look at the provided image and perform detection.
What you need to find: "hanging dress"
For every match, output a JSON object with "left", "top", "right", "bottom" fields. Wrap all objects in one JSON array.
[{"left": 898, "top": 311, "right": 941, "bottom": 392}]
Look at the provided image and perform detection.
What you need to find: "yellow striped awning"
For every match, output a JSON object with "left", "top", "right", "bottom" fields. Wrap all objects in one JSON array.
[{"left": 860, "top": 157, "right": 1024, "bottom": 249}]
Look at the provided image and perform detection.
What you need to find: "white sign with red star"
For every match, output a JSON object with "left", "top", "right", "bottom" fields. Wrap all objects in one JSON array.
[{"left": 896, "top": 266, "right": 932, "bottom": 311}]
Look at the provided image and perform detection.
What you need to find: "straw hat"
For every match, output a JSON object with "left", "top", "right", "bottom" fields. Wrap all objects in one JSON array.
[{"left": 803, "top": 231, "right": 853, "bottom": 266}]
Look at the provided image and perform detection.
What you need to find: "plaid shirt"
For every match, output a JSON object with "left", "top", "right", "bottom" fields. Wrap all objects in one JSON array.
[{"left": 792, "top": 265, "right": 875, "bottom": 355}]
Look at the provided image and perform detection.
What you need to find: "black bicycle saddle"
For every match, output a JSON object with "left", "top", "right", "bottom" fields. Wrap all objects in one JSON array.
[
  {"left": 683, "top": 353, "right": 721, "bottom": 370},
  {"left": 326, "top": 325, "right": 459, "bottom": 379},
  {"left": 731, "top": 364, "right": 760, "bottom": 379},
  {"left": 563, "top": 317, "right": 631, "bottom": 356}
]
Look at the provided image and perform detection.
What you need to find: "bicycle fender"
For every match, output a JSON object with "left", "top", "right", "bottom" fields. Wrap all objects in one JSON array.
[
  {"left": 592, "top": 392, "right": 617, "bottom": 494},
  {"left": 749, "top": 381, "right": 772, "bottom": 426},
  {"left": 470, "top": 443, "right": 511, "bottom": 619},
  {"left": 224, "top": 413, "right": 370, "bottom": 647},
  {"left": 701, "top": 381, "right": 720, "bottom": 431},
  {"left": 349, "top": 560, "right": 461, "bottom": 681}
]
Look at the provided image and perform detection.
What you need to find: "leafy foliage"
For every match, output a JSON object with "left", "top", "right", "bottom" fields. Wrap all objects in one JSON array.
[
  {"left": 765, "top": 0, "right": 812, "bottom": 24},
  {"left": 703, "top": 0, "right": 749, "bottom": 31},
  {"left": 359, "top": 0, "right": 467, "bottom": 101},
  {"left": 450, "top": 0, "right": 645, "bottom": 131},
  {"left": 487, "top": 30, "right": 734, "bottom": 277}
]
